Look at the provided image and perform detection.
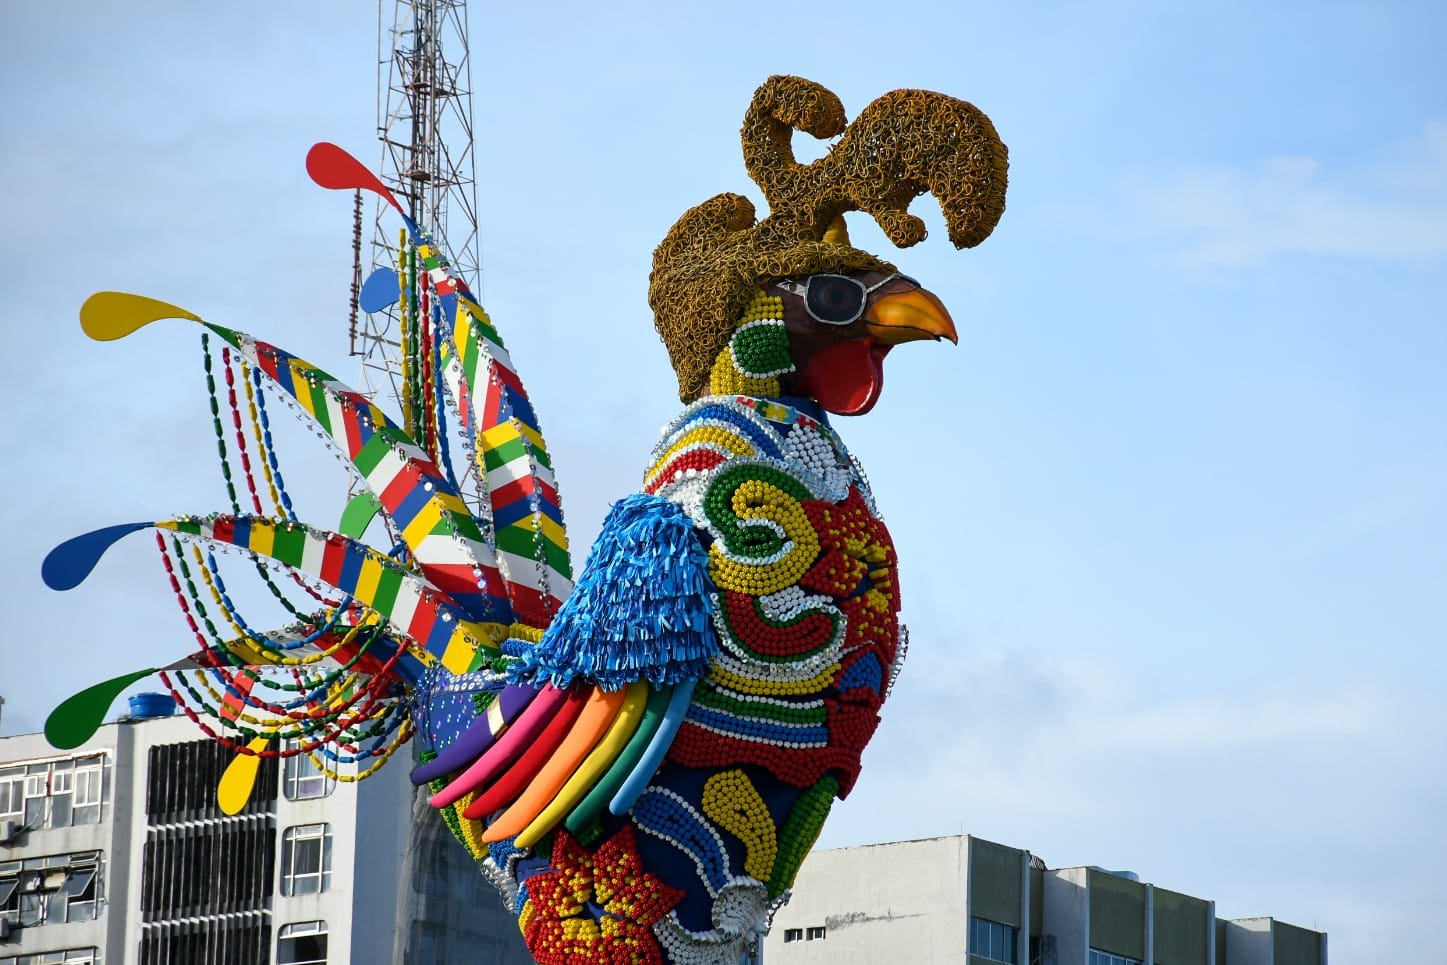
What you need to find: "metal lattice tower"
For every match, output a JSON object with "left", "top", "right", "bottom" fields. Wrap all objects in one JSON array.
[
  {"left": 359, "top": 11, "right": 532, "bottom": 962},
  {"left": 351, "top": 0, "right": 481, "bottom": 411}
]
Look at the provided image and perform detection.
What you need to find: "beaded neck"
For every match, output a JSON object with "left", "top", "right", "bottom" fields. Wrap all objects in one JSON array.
[{"left": 730, "top": 394, "right": 853, "bottom": 467}]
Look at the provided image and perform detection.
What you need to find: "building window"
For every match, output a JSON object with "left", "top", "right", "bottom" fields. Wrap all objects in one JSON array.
[
  {"left": 1089, "top": 951, "right": 1142, "bottom": 965},
  {"left": 0, "top": 854, "right": 101, "bottom": 930},
  {"left": 0, "top": 863, "right": 21, "bottom": 926},
  {"left": 71, "top": 761, "right": 104, "bottom": 826},
  {"left": 48, "top": 766, "right": 74, "bottom": 828},
  {"left": 23, "top": 771, "right": 47, "bottom": 827},
  {"left": 0, "top": 950, "right": 100, "bottom": 964},
  {"left": 971, "top": 916, "right": 1019, "bottom": 964},
  {"left": 784, "top": 925, "right": 825, "bottom": 942},
  {"left": 0, "top": 770, "right": 23, "bottom": 823},
  {"left": 282, "top": 742, "right": 336, "bottom": 801},
  {"left": 280, "top": 824, "right": 332, "bottom": 896},
  {"left": 0, "top": 758, "right": 104, "bottom": 832},
  {"left": 278, "top": 920, "right": 328, "bottom": 964},
  {"left": 63, "top": 858, "right": 101, "bottom": 923}
]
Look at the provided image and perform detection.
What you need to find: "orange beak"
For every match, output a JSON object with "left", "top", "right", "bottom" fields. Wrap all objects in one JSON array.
[{"left": 864, "top": 287, "right": 958, "bottom": 345}]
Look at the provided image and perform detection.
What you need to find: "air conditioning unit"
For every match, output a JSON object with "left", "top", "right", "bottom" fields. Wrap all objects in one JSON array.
[{"left": 0, "top": 821, "right": 20, "bottom": 845}]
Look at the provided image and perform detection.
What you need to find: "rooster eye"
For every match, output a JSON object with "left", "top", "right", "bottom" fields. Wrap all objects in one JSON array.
[{"left": 804, "top": 275, "right": 866, "bottom": 325}]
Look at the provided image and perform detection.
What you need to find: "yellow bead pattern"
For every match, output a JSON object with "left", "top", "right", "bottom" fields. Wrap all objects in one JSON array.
[
  {"left": 562, "top": 918, "right": 601, "bottom": 941},
  {"left": 707, "top": 291, "right": 789, "bottom": 397},
  {"left": 739, "top": 290, "right": 784, "bottom": 326},
  {"left": 518, "top": 899, "right": 536, "bottom": 933},
  {"left": 451, "top": 790, "right": 490, "bottom": 860},
  {"left": 701, "top": 769, "right": 777, "bottom": 883},
  {"left": 508, "top": 622, "right": 545, "bottom": 644},
  {"left": 706, "top": 660, "right": 840, "bottom": 697},
  {"left": 707, "top": 479, "right": 820, "bottom": 596},
  {"left": 708, "top": 347, "right": 780, "bottom": 398},
  {"left": 648, "top": 426, "right": 755, "bottom": 489}
]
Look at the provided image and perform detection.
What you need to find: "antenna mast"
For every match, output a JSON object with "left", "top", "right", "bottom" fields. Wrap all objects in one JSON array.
[
  {"left": 361, "top": 6, "right": 530, "bottom": 960},
  {"left": 352, "top": 0, "right": 481, "bottom": 415}
]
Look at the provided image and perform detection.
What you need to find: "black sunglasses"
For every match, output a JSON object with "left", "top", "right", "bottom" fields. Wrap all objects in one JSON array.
[{"left": 773, "top": 274, "right": 919, "bottom": 326}]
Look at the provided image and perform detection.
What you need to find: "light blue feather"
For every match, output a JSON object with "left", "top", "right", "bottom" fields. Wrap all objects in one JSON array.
[{"left": 508, "top": 494, "right": 717, "bottom": 690}]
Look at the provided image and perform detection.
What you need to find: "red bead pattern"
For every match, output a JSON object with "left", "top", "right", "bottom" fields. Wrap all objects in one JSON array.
[
  {"left": 720, "top": 591, "right": 838, "bottom": 661},
  {"left": 643, "top": 449, "right": 728, "bottom": 496},
  {"left": 668, "top": 472, "right": 900, "bottom": 797}
]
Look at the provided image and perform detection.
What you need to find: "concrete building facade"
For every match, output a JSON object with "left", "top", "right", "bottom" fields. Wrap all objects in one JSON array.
[
  {"left": 1, "top": 711, "right": 531, "bottom": 965},
  {"left": 4, "top": 711, "right": 1326, "bottom": 965},
  {"left": 765, "top": 835, "right": 1325, "bottom": 965}
]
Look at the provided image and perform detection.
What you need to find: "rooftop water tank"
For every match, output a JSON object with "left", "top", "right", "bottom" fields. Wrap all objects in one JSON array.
[{"left": 127, "top": 692, "right": 176, "bottom": 720}]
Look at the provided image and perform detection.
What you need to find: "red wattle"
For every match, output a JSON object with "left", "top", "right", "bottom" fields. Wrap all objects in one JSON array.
[{"left": 795, "top": 338, "right": 892, "bottom": 415}]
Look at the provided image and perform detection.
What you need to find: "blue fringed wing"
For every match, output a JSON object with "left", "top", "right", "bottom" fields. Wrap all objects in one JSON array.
[{"left": 508, "top": 493, "right": 718, "bottom": 691}]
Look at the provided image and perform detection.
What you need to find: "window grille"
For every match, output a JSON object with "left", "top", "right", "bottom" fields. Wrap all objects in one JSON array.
[
  {"left": 971, "top": 916, "right": 1020, "bottom": 964},
  {"left": 1090, "top": 950, "right": 1142, "bottom": 965},
  {"left": 282, "top": 742, "right": 336, "bottom": 802},
  {"left": 278, "top": 920, "right": 329, "bottom": 964},
  {"left": 280, "top": 825, "right": 332, "bottom": 897}
]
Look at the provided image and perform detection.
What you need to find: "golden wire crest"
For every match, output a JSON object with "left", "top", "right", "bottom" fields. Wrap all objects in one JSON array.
[{"left": 649, "top": 75, "right": 1010, "bottom": 401}]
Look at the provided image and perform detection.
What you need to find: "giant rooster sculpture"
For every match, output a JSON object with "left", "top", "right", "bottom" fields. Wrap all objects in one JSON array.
[{"left": 42, "top": 76, "right": 1006, "bottom": 963}]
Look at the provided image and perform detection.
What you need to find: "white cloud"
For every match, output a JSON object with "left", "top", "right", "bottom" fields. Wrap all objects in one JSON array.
[
  {"left": 1075, "top": 685, "right": 1387, "bottom": 751},
  {"left": 1118, "top": 122, "right": 1447, "bottom": 267}
]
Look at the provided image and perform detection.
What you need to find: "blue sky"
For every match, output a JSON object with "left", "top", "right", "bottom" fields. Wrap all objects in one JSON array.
[{"left": 2, "top": 1, "right": 1443, "bottom": 958}]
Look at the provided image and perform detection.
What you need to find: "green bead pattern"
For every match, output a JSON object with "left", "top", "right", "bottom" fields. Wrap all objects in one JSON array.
[
  {"left": 728, "top": 321, "right": 793, "bottom": 379},
  {"left": 702, "top": 463, "right": 814, "bottom": 561},
  {"left": 768, "top": 774, "right": 838, "bottom": 898}
]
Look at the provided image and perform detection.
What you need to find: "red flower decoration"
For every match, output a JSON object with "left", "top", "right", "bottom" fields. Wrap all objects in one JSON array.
[{"left": 521, "top": 827, "right": 685, "bottom": 965}]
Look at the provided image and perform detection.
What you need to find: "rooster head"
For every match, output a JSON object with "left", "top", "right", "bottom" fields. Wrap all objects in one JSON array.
[
  {"left": 772, "top": 267, "right": 956, "bottom": 415},
  {"left": 649, "top": 75, "right": 1007, "bottom": 407}
]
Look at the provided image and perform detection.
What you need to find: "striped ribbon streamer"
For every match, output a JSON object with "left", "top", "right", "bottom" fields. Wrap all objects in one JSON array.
[
  {"left": 159, "top": 514, "right": 503, "bottom": 676},
  {"left": 439, "top": 297, "right": 572, "bottom": 628},
  {"left": 203, "top": 322, "right": 515, "bottom": 626}
]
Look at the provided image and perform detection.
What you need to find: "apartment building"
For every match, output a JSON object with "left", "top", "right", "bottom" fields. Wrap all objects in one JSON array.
[
  {"left": 0, "top": 703, "right": 532, "bottom": 964},
  {"left": 765, "top": 834, "right": 1326, "bottom": 965},
  {"left": 3, "top": 705, "right": 1327, "bottom": 965}
]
